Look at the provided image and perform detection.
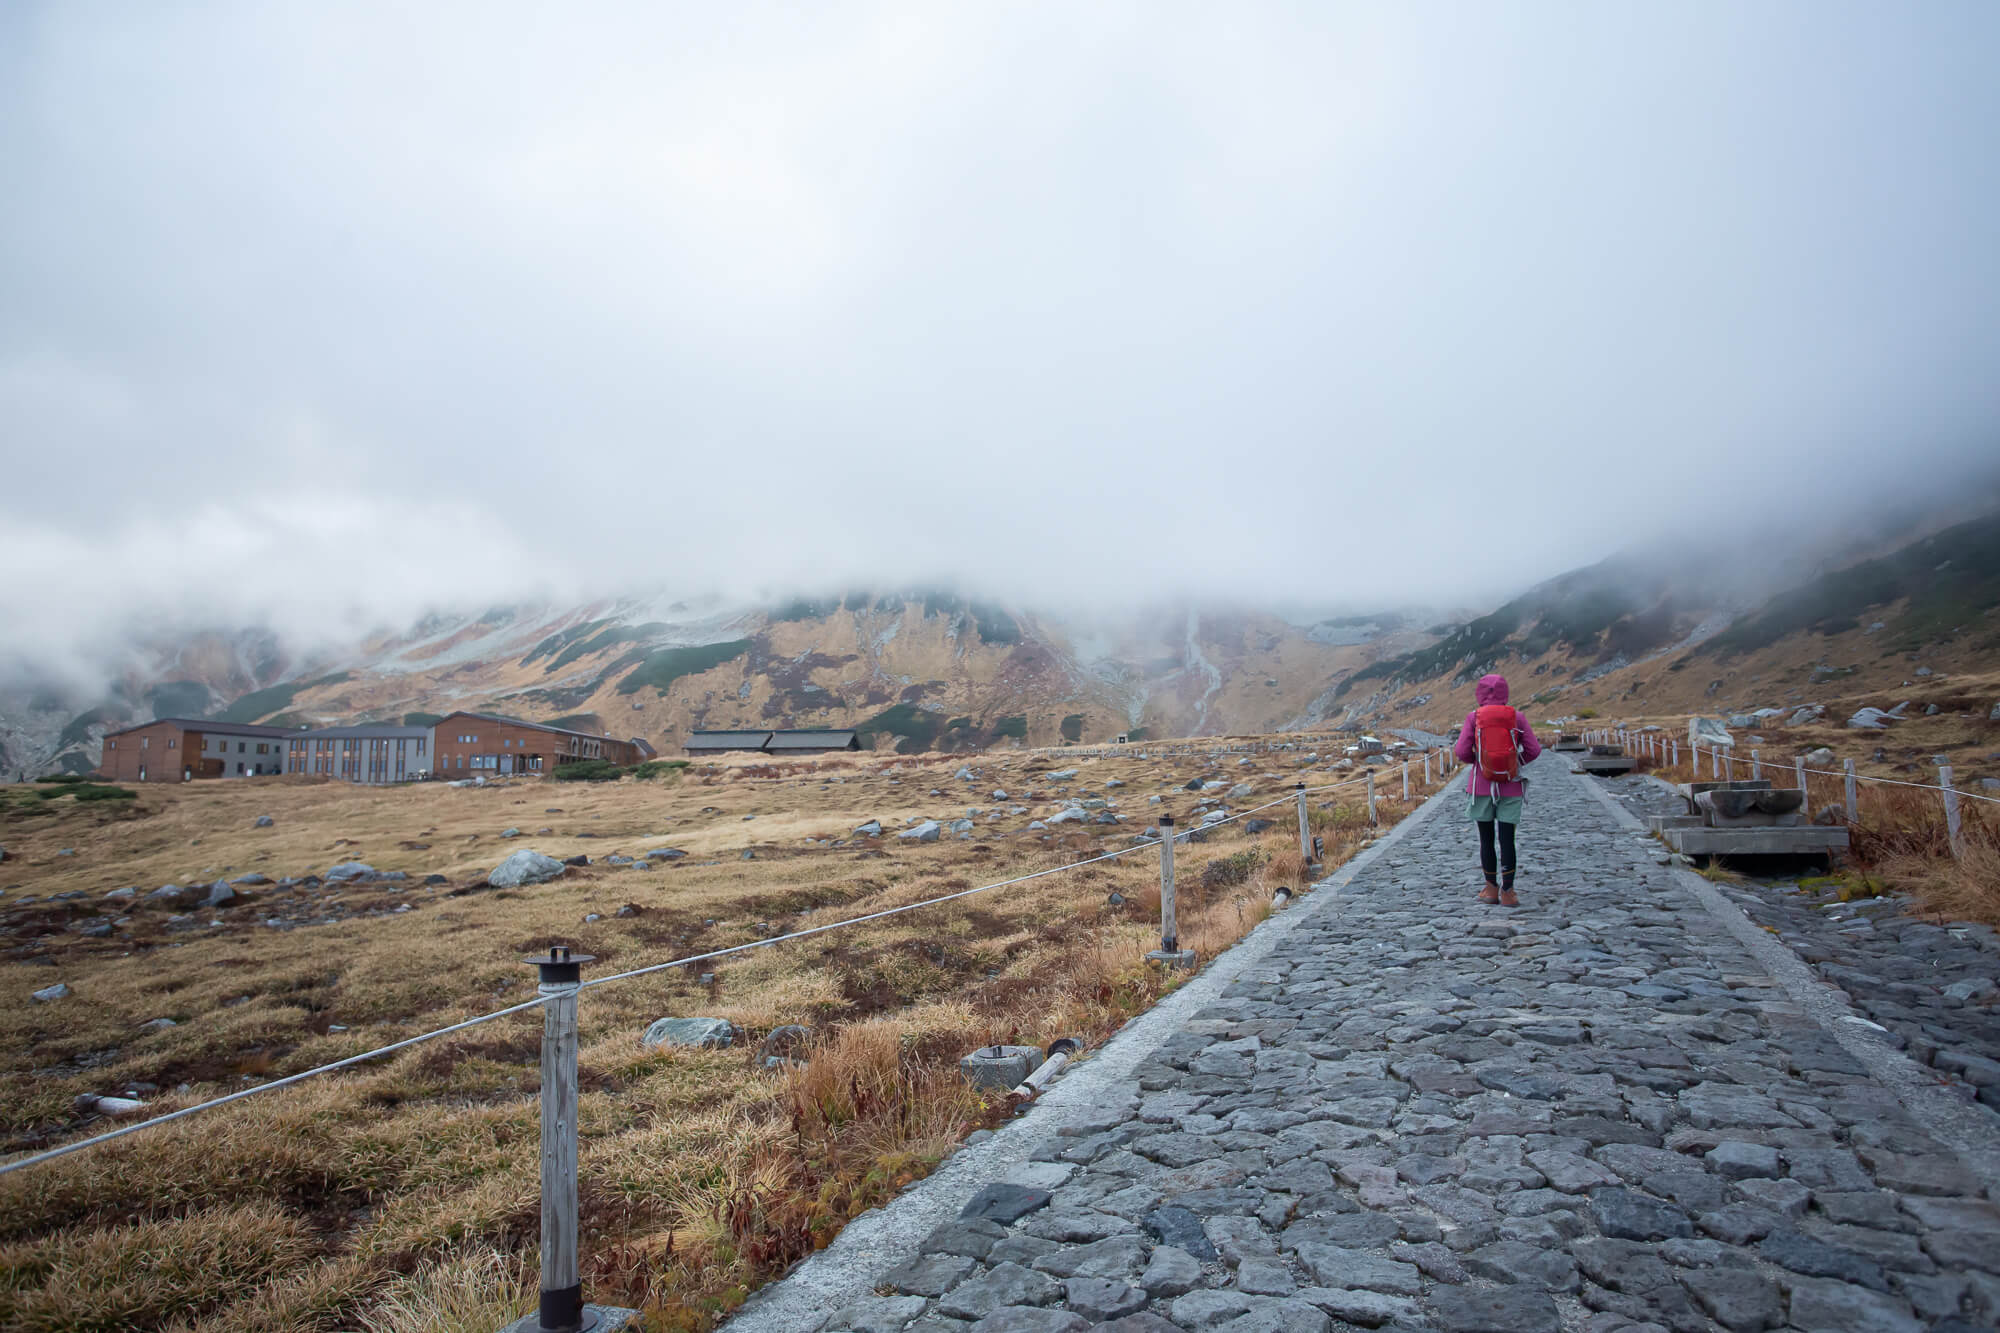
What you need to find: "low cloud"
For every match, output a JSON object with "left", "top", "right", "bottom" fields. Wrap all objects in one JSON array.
[{"left": 4, "top": 2, "right": 1997, "bottom": 696}]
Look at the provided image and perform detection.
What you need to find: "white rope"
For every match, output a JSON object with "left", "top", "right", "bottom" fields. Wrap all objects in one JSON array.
[
  {"left": 0, "top": 994, "right": 552, "bottom": 1177},
  {"left": 1689, "top": 746, "right": 2000, "bottom": 808}
]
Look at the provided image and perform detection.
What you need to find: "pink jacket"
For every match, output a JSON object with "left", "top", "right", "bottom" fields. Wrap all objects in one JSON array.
[{"left": 1454, "top": 673, "right": 1543, "bottom": 798}]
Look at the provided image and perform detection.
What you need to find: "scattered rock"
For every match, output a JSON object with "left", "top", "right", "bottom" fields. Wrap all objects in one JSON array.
[
  {"left": 1848, "top": 708, "right": 1895, "bottom": 730},
  {"left": 253, "top": 815, "right": 274, "bottom": 828},
  {"left": 641, "top": 1017, "right": 739, "bottom": 1050},
  {"left": 500, "top": 828, "right": 522, "bottom": 839},
  {"left": 204, "top": 881, "right": 235, "bottom": 908},
  {"left": 899, "top": 821, "right": 942, "bottom": 843},
  {"left": 853, "top": 820, "right": 883, "bottom": 837},
  {"left": 32, "top": 983, "right": 69, "bottom": 1003},
  {"left": 489, "top": 850, "right": 565, "bottom": 887},
  {"left": 758, "top": 1024, "right": 812, "bottom": 1067}
]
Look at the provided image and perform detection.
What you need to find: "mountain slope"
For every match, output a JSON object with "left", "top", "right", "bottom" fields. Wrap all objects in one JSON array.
[
  {"left": 4, "top": 594, "right": 1436, "bottom": 774},
  {"left": 1340, "top": 510, "right": 2000, "bottom": 729}
]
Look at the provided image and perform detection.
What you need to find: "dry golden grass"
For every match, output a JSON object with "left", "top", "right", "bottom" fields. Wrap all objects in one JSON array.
[{"left": 0, "top": 742, "right": 1444, "bottom": 1331}]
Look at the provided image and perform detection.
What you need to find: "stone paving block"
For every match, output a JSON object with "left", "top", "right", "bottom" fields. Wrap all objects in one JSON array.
[
  {"left": 1428, "top": 1284, "right": 1562, "bottom": 1333},
  {"left": 1782, "top": 1276, "right": 1924, "bottom": 1333}
]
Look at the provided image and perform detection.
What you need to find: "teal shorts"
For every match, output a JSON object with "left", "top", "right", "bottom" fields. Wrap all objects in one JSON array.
[{"left": 1468, "top": 795, "right": 1524, "bottom": 824}]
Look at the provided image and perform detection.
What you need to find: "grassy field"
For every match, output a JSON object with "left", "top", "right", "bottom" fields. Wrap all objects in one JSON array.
[{"left": 0, "top": 741, "right": 1437, "bottom": 1332}]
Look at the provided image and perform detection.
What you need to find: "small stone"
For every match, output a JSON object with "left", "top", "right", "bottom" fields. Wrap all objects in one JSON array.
[
  {"left": 1236, "top": 1259, "right": 1297, "bottom": 1296},
  {"left": 825, "top": 1295, "right": 931, "bottom": 1333},
  {"left": 253, "top": 815, "right": 274, "bottom": 827},
  {"left": 1139, "top": 1245, "right": 1204, "bottom": 1297},
  {"left": 32, "top": 982, "right": 70, "bottom": 1003},
  {"left": 1590, "top": 1187, "right": 1692, "bottom": 1241},
  {"left": 1706, "top": 1141, "right": 1781, "bottom": 1180},
  {"left": 1062, "top": 1277, "right": 1146, "bottom": 1321},
  {"left": 961, "top": 1183, "right": 1053, "bottom": 1225},
  {"left": 1143, "top": 1206, "right": 1218, "bottom": 1260},
  {"left": 1758, "top": 1228, "right": 1889, "bottom": 1291},
  {"left": 1427, "top": 1284, "right": 1561, "bottom": 1333},
  {"left": 937, "top": 1262, "right": 1061, "bottom": 1320},
  {"left": 1677, "top": 1267, "right": 1782, "bottom": 1332},
  {"left": 1782, "top": 1278, "right": 1922, "bottom": 1333},
  {"left": 885, "top": 1253, "right": 980, "bottom": 1296}
]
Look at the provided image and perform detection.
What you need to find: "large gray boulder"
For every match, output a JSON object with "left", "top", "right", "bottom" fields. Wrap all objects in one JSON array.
[
  {"left": 1046, "top": 769, "right": 1079, "bottom": 782},
  {"left": 853, "top": 819, "right": 883, "bottom": 837},
  {"left": 1790, "top": 705, "right": 1826, "bottom": 726},
  {"left": 324, "top": 861, "right": 380, "bottom": 884},
  {"left": 1848, "top": 708, "right": 1894, "bottom": 730},
  {"left": 204, "top": 881, "right": 236, "bottom": 907},
  {"left": 899, "top": 820, "right": 942, "bottom": 842},
  {"left": 1689, "top": 717, "right": 1733, "bottom": 750},
  {"left": 32, "top": 982, "right": 69, "bottom": 1003},
  {"left": 1803, "top": 747, "right": 1836, "bottom": 767},
  {"left": 489, "top": 850, "right": 565, "bottom": 887},
  {"left": 642, "top": 1017, "right": 739, "bottom": 1050}
]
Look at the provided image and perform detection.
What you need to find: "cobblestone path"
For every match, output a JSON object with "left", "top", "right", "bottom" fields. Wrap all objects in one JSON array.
[{"left": 810, "top": 765, "right": 2000, "bottom": 1333}]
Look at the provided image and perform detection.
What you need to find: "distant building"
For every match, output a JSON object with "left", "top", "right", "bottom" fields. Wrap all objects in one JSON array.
[
  {"left": 429, "top": 712, "right": 645, "bottom": 775},
  {"left": 285, "top": 725, "right": 434, "bottom": 784},
  {"left": 685, "top": 729, "right": 861, "bottom": 756},
  {"left": 100, "top": 718, "right": 298, "bottom": 783}
]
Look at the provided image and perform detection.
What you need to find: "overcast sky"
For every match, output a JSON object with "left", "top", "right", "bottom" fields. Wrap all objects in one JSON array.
[{"left": 4, "top": 1, "right": 1998, "bottom": 677}]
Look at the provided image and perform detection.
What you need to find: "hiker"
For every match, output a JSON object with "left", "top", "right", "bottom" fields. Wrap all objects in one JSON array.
[{"left": 1452, "top": 673, "right": 1543, "bottom": 906}]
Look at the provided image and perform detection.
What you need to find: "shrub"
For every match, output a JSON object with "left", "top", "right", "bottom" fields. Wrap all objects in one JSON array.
[
  {"left": 632, "top": 760, "right": 690, "bottom": 780},
  {"left": 1200, "top": 850, "right": 1263, "bottom": 892},
  {"left": 70, "top": 785, "right": 138, "bottom": 803},
  {"left": 551, "top": 760, "right": 625, "bottom": 782},
  {"left": 1060, "top": 714, "right": 1085, "bottom": 743},
  {"left": 35, "top": 774, "right": 88, "bottom": 785},
  {"left": 992, "top": 716, "right": 1028, "bottom": 741}
]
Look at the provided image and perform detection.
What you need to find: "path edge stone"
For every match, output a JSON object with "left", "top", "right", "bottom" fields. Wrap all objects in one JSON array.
[
  {"left": 1572, "top": 767, "right": 2000, "bottom": 1200},
  {"left": 719, "top": 769, "right": 1470, "bottom": 1331}
]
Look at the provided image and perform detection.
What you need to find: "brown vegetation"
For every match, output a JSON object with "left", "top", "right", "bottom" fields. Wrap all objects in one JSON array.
[{"left": 0, "top": 743, "right": 1443, "bottom": 1331}]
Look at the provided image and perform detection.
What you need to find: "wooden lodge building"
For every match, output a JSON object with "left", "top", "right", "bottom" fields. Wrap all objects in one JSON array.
[
  {"left": 429, "top": 711, "right": 649, "bottom": 776},
  {"left": 99, "top": 718, "right": 298, "bottom": 783},
  {"left": 684, "top": 729, "right": 861, "bottom": 756}
]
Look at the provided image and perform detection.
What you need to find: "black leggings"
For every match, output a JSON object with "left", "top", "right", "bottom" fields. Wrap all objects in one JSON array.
[{"left": 1477, "top": 820, "right": 1517, "bottom": 889}]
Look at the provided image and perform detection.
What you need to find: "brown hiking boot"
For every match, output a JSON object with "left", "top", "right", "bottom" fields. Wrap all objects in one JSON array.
[
  {"left": 1478, "top": 882, "right": 1500, "bottom": 905},
  {"left": 1500, "top": 887, "right": 1519, "bottom": 907}
]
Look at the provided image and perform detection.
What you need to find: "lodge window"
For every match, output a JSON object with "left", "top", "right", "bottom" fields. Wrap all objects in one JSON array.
[{"left": 141, "top": 737, "right": 149, "bottom": 750}]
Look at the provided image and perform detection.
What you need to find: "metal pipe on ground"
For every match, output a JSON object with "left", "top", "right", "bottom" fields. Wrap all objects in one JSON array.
[{"left": 1007, "top": 1037, "right": 1081, "bottom": 1104}]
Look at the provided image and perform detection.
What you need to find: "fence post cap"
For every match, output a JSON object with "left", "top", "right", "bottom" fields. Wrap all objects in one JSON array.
[
  {"left": 1159, "top": 814, "right": 1176, "bottom": 826},
  {"left": 525, "top": 946, "right": 595, "bottom": 984}
]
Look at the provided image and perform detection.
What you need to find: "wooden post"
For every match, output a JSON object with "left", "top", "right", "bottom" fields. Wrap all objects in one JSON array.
[
  {"left": 1158, "top": 816, "right": 1180, "bottom": 952},
  {"left": 1794, "top": 757, "right": 1809, "bottom": 819},
  {"left": 1295, "top": 784, "right": 1312, "bottom": 867},
  {"left": 525, "top": 946, "right": 593, "bottom": 1333},
  {"left": 1844, "top": 759, "right": 1858, "bottom": 825},
  {"left": 1941, "top": 765, "right": 1963, "bottom": 858},
  {"left": 1366, "top": 770, "right": 1378, "bottom": 826},
  {"left": 1424, "top": 751, "right": 1433, "bottom": 785},
  {"left": 1751, "top": 749, "right": 1761, "bottom": 781},
  {"left": 1671, "top": 739, "right": 1679, "bottom": 769}
]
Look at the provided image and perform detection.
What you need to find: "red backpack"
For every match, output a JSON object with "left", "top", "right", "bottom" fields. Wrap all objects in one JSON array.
[{"left": 1474, "top": 704, "right": 1522, "bottom": 784}]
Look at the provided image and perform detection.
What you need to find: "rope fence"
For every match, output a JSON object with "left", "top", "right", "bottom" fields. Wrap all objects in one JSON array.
[{"left": 1581, "top": 725, "right": 1997, "bottom": 860}]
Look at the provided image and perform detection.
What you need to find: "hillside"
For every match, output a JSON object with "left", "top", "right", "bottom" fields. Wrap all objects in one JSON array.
[
  {"left": 1, "top": 594, "right": 1436, "bottom": 775},
  {"left": 1340, "top": 509, "right": 2000, "bottom": 732}
]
